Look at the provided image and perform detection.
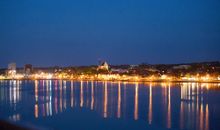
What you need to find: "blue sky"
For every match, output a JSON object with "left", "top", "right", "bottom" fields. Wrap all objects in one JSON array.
[{"left": 0, "top": 0, "right": 220, "bottom": 67}]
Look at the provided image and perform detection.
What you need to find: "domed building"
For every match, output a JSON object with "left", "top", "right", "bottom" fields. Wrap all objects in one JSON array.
[{"left": 97, "top": 61, "right": 109, "bottom": 71}]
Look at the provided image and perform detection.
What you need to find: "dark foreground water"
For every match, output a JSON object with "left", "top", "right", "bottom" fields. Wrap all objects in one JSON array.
[{"left": 0, "top": 80, "right": 220, "bottom": 130}]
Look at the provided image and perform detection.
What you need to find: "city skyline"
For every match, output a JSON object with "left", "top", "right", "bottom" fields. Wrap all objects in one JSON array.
[{"left": 1, "top": 1, "right": 220, "bottom": 130}]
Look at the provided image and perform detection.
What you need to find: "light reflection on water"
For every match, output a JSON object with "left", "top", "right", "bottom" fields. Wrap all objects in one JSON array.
[{"left": 0, "top": 80, "right": 220, "bottom": 130}]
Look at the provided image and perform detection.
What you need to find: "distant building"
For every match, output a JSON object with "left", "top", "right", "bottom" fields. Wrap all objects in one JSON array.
[
  {"left": 129, "top": 65, "right": 138, "bottom": 69},
  {"left": 146, "top": 68, "right": 159, "bottom": 72},
  {"left": 173, "top": 65, "right": 191, "bottom": 69},
  {"left": 24, "top": 64, "right": 33, "bottom": 75},
  {"left": 111, "top": 68, "right": 128, "bottom": 74},
  {"left": 7, "top": 63, "right": 16, "bottom": 76},
  {"left": 98, "top": 61, "right": 109, "bottom": 71}
]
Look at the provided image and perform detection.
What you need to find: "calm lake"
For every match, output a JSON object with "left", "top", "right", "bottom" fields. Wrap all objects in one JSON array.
[{"left": 0, "top": 80, "right": 220, "bottom": 130}]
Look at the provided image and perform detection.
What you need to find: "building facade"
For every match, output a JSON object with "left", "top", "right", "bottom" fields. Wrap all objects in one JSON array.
[{"left": 7, "top": 63, "right": 16, "bottom": 76}]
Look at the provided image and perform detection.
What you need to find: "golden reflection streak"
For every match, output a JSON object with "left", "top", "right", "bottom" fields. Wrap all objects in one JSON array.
[
  {"left": 180, "top": 83, "right": 186, "bottom": 129},
  {"left": 9, "top": 81, "right": 12, "bottom": 105},
  {"left": 46, "top": 80, "right": 49, "bottom": 116},
  {"left": 148, "top": 83, "right": 152, "bottom": 124},
  {"left": 35, "top": 80, "right": 38, "bottom": 102},
  {"left": 205, "top": 104, "right": 209, "bottom": 130},
  {"left": 91, "top": 81, "right": 94, "bottom": 110},
  {"left": 16, "top": 81, "right": 20, "bottom": 103},
  {"left": 103, "top": 81, "right": 108, "bottom": 118},
  {"left": 200, "top": 104, "right": 204, "bottom": 130},
  {"left": 59, "top": 80, "right": 63, "bottom": 112},
  {"left": 192, "top": 84, "right": 196, "bottom": 125},
  {"left": 54, "top": 80, "right": 58, "bottom": 114},
  {"left": 46, "top": 80, "right": 49, "bottom": 101},
  {"left": 180, "top": 102, "right": 184, "bottom": 130},
  {"left": 13, "top": 81, "right": 16, "bottom": 103},
  {"left": 86, "top": 81, "right": 89, "bottom": 107},
  {"left": 94, "top": 81, "right": 98, "bottom": 110},
  {"left": 167, "top": 84, "right": 171, "bottom": 128},
  {"left": 123, "top": 82, "right": 127, "bottom": 117},
  {"left": 49, "top": 80, "right": 52, "bottom": 116},
  {"left": 35, "top": 104, "right": 38, "bottom": 118},
  {"left": 134, "top": 82, "right": 139, "bottom": 120},
  {"left": 71, "top": 81, "right": 74, "bottom": 108},
  {"left": 11, "top": 81, "right": 16, "bottom": 105},
  {"left": 63, "top": 81, "right": 66, "bottom": 110},
  {"left": 117, "top": 81, "right": 121, "bottom": 118},
  {"left": 46, "top": 102, "right": 49, "bottom": 116},
  {"left": 80, "top": 81, "right": 84, "bottom": 107},
  {"left": 196, "top": 83, "right": 199, "bottom": 130},
  {"left": 42, "top": 80, "right": 45, "bottom": 117}
]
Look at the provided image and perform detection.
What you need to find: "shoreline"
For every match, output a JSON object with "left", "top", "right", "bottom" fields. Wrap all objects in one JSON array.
[{"left": 1, "top": 78, "right": 220, "bottom": 83}]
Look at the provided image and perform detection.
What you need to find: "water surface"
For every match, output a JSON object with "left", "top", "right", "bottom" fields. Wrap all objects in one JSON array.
[{"left": 0, "top": 80, "right": 220, "bottom": 130}]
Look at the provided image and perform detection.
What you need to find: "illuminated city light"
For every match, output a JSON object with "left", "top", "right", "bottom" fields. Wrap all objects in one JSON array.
[
  {"left": 0, "top": 73, "right": 219, "bottom": 82},
  {"left": 0, "top": 63, "right": 219, "bottom": 83},
  {"left": 134, "top": 82, "right": 139, "bottom": 120}
]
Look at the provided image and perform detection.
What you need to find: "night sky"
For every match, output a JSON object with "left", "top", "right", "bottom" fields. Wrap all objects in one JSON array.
[{"left": 0, "top": 0, "right": 220, "bottom": 67}]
